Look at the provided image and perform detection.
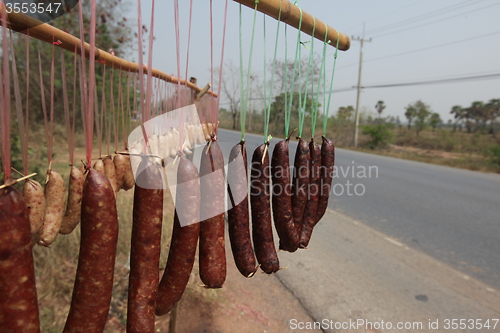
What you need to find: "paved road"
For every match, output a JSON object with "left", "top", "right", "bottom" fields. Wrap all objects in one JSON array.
[{"left": 217, "top": 128, "right": 500, "bottom": 290}]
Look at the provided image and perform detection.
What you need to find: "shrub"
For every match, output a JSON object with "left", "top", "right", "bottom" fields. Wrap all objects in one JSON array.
[
  {"left": 362, "top": 124, "right": 394, "bottom": 149},
  {"left": 487, "top": 146, "right": 500, "bottom": 167}
]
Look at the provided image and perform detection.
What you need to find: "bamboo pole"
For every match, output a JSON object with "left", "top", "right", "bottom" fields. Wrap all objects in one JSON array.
[
  {"left": 0, "top": 6, "right": 217, "bottom": 97},
  {"left": 233, "top": 0, "right": 351, "bottom": 51}
]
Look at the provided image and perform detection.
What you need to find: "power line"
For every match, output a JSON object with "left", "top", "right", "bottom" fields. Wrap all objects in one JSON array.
[
  {"left": 374, "top": 2, "right": 500, "bottom": 38},
  {"left": 330, "top": 29, "right": 500, "bottom": 72},
  {"left": 364, "top": 0, "right": 486, "bottom": 35},
  {"left": 361, "top": 72, "right": 500, "bottom": 89}
]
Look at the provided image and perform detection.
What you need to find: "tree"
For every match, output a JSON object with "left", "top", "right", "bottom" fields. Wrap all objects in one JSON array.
[
  {"left": 375, "top": 100, "right": 386, "bottom": 118},
  {"left": 414, "top": 101, "right": 432, "bottom": 136},
  {"left": 219, "top": 62, "right": 241, "bottom": 130},
  {"left": 450, "top": 105, "right": 464, "bottom": 132},
  {"left": 269, "top": 92, "right": 314, "bottom": 136},
  {"left": 406, "top": 100, "right": 431, "bottom": 136},
  {"left": 429, "top": 113, "right": 442, "bottom": 131},
  {"left": 405, "top": 106, "right": 417, "bottom": 130},
  {"left": 336, "top": 106, "right": 354, "bottom": 121}
]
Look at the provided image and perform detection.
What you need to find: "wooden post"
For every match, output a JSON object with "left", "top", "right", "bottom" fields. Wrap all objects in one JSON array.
[{"left": 233, "top": 0, "right": 350, "bottom": 51}]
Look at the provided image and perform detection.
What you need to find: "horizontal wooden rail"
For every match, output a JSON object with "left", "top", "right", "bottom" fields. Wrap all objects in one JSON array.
[
  {"left": 234, "top": 0, "right": 350, "bottom": 51},
  {"left": 0, "top": 5, "right": 217, "bottom": 97}
]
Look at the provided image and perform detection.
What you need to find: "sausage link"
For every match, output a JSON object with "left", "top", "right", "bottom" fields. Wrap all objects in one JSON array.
[
  {"left": 121, "top": 154, "right": 135, "bottom": 190},
  {"left": 299, "top": 140, "right": 322, "bottom": 248},
  {"left": 155, "top": 157, "right": 200, "bottom": 316},
  {"left": 271, "top": 139, "right": 299, "bottom": 252},
  {"left": 113, "top": 154, "right": 126, "bottom": 191},
  {"left": 23, "top": 179, "right": 46, "bottom": 246},
  {"left": 0, "top": 183, "right": 41, "bottom": 333},
  {"left": 39, "top": 170, "right": 65, "bottom": 246},
  {"left": 227, "top": 142, "right": 257, "bottom": 277},
  {"left": 315, "top": 136, "right": 335, "bottom": 224},
  {"left": 250, "top": 143, "right": 279, "bottom": 274},
  {"left": 127, "top": 160, "right": 163, "bottom": 333},
  {"left": 63, "top": 169, "right": 118, "bottom": 333},
  {"left": 291, "top": 138, "right": 310, "bottom": 237},
  {"left": 93, "top": 158, "right": 104, "bottom": 174},
  {"left": 59, "top": 166, "right": 85, "bottom": 235},
  {"left": 199, "top": 140, "right": 226, "bottom": 288},
  {"left": 103, "top": 156, "right": 118, "bottom": 194}
]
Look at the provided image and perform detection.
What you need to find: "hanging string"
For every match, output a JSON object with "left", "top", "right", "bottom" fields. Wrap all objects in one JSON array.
[
  {"left": 9, "top": 31, "right": 29, "bottom": 174},
  {"left": 238, "top": 1, "right": 259, "bottom": 142},
  {"left": 264, "top": 3, "right": 282, "bottom": 141},
  {"left": 60, "top": 48, "right": 75, "bottom": 165},
  {"left": 286, "top": 7, "right": 303, "bottom": 138},
  {"left": 215, "top": 0, "right": 230, "bottom": 134},
  {"left": 323, "top": 31, "right": 341, "bottom": 135},
  {"left": 98, "top": 64, "right": 106, "bottom": 157},
  {"left": 87, "top": 0, "right": 97, "bottom": 166},
  {"left": 24, "top": 32, "right": 31, "bottom": 174},
  {"left": 37, "top": 45, "right": 50, "bottom": 166},
  {"left": 145, "top": 0, "right": 155, "bottom": 123},
  {"left": 308, "top": 19, "right": 320, "bottom": 138},
  {"left": 184, "top": 0, "right": 193, "bottom": 105}
]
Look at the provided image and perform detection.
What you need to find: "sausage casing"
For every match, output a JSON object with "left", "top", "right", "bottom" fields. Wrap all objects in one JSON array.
[
  {"left": 227, "top": 142, "right": 257, "bottom": 277},
  {"left": 291, "top": 138, "right": 310, "bottom": 237},
  {"left": 63, "top": 169, "right": 118, "bottom": 333},
  {"left": 103, "top": 156, "right": 118, "bottom": 194},
  {"left": 315, "top": 136, "right": 335, "bottom": 224},
  {"left": 0, "top": 184, "right": 40, "bottom": 333},
  {"left": 155, "top": 157, "right": 200, "bottom": 316},
  {"left": 299, "top": 140, "right": 322, "bottom": 248},
  {"left": 199, "top": 141, "right": 226, "bottom": 288},
  {"left": 250, "top": 143, "right": 279, "bottom": 274},
  {"left": 127, "top": 160, "right": 163, "bottom": 333},
  {"left": 121, "top": 154, "right": 135, "bottom": 190},
  {"left": 271, "top": 139, "right": 299, "bottom": 252},
  {"left": 59, "top": 166, "right": 85, "bottom": 235},
  {"left": 23, "top": 179, "right": 46, "bottom": 246},
  {"left": 40, "top": 170, "right": 65, "bottom": 246}
]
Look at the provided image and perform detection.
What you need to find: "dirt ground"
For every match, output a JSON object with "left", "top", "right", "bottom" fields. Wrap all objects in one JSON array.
[{"left": 154, "top": 240, "right": 320, "bottom": 333}]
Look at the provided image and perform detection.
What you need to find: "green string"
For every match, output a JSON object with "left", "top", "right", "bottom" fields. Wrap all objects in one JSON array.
[
  {"left": 283, "top": 25, "right": 288, "bottom": 138},
  {"left": 264, "top": 2, "right": 282, "bottom": 142},
  {"left": 317, "top": 25, "right": 329, "bottom": 136},
  {"left": 298, "top": 16, "right": 315, "bottom": 138},
  {"left": 323, "top": 30, "right": 340, "bottom": 135},
  {"left": 238, "top": 1, "right": 259, "bottom": 142},
  {"left": 285, "top": 6, "right": 303, "bottom": 138}
]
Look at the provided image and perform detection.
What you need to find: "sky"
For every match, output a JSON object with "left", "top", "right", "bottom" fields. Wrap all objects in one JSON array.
[{"left": 134, "top": 0, "right": 500, "bottom": 123}]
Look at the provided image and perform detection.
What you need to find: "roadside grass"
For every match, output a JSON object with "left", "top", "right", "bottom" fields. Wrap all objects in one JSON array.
[{"left": 353, "top": 127, "right": 500, "bottom": 173}]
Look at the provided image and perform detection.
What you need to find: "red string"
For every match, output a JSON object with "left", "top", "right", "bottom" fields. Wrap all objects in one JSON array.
[
  {"left": 61, "top": 48, "right": 74, "bottom": 165},
  {"left": 1, "top": 4, "right": 11, "bottom": 180},
  {"left": 9, "top": 31, "right": 29, "bottom": 174},
  {"left": 145, "top": 0, "right": 155, "bottom": 123},
  {"left": 37, "top": 47, "right": 50, "bottom": 164},
  {"left": 184, "top": 0, "right": 194, "bottom": 105},
  {"left": 24, "top": 32, "right": 31, "bottom": 174}
]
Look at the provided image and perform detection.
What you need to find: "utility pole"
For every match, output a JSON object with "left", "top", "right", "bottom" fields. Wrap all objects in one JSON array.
[{"left": 352, "top": 27, "right": 371, "bottom": 147}]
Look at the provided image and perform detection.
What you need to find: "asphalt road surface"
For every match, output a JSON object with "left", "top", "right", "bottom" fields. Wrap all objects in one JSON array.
[{"left": 216, "top": 129, "right": 500, "bottom": 332}]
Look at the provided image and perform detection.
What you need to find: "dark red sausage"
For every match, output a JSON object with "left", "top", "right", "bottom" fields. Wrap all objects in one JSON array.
[
  {"left": 127, "top": 159, "right": 163, "bottom": 333},
  {"left": 155, "top": 157, "right": 200, "bottom": 316},
  {"left": 63, "top": 169, "right": 118, "bottom": 333},
  {"left": 315, "top": 136, "right": 335, "bottom": 224},
  {"left": 291, "top": 138, "right": 310, "bottom": 237},
  {"left": 0, "top": 182, "right": 40, "bottom": 333},
  {"left": 199, "top": 140, "right": 226, "bottom": 288},
  {"left": 299, "top": 139, "right": 322, "bottom": 248},
  {"left": 271, "top": 139, "right": 299, "bottom": 252},
  {"left": 250, "top": 143, "right": 279, "bottom": 274},
  {"left": 227, "top": 141, "right": 257, "bottom": 277}
]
